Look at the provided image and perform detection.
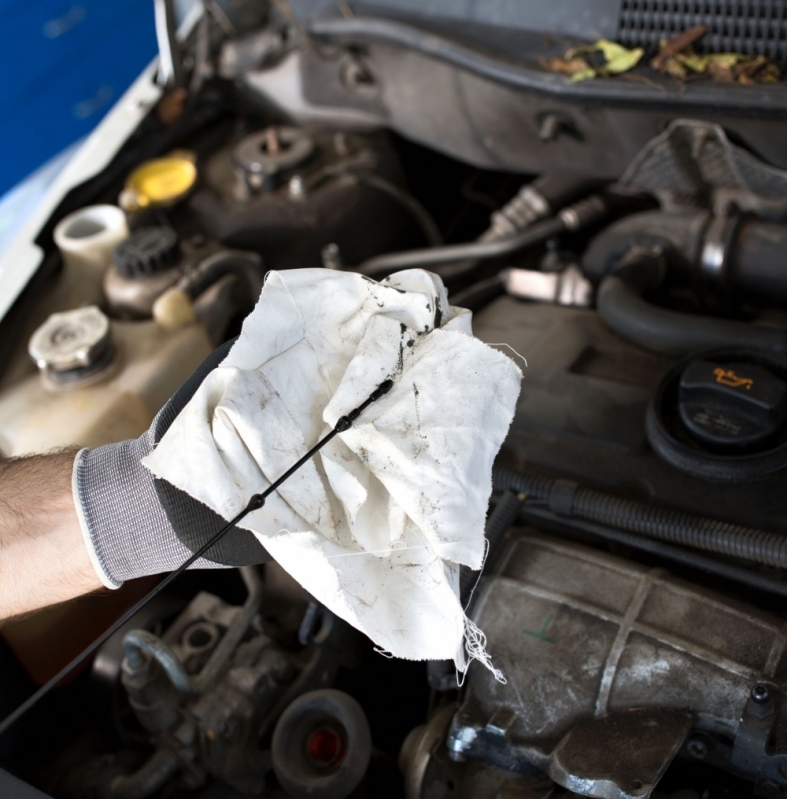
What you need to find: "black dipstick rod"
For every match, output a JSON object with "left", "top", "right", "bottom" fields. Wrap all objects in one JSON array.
[{"left": 0, "top": 379, "right": 394, "bottom": 738}]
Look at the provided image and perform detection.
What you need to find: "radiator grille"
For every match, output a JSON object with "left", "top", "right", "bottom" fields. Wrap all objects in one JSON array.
[{"left": 617, "top": 1, "right": 787, "bottom": 60}]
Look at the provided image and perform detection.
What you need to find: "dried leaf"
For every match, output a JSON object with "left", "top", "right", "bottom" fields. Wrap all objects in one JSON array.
[
  {"left": 594, "top": 39, "right": 632, "bottom": 63},
  {"left": 569, "top": 67, "right": 598, "bottom": 82},
  {"left": 662, "top": 57, "right": 687, "bottom": 79},
  {"left": 706, "top": 53, "right": 743, "bottom": 82},
  {"left": 677, "top": 52, "right": 711, "bottom": 73},
  {"left": 711, "top": 53, "right": 746, "bottom": 68},
  {"left": 735, "top": 55, "right": 769, "bottom": 80},
  {"left": 651, "top": 38, "right": 781, "bottom": 85},
  {"left": 650, "top": 24, "right": 707, "bottom": 70},
  {"left": 606, "top": 48, "right": 644, "bottom": 74},
  {"left": 544, "top": 39, "right": 643, "bottom": 81},
  {"left": 759, "top": 63, "right": 781, "bottom": 83},
  {"left": 732, "top": 56, "right": 781, "bottom": 83},
  {"left": 542, "top": 56, "right": 592, "bottom": 77}
]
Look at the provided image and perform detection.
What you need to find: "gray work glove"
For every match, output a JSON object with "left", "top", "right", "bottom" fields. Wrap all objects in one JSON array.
[{"left": 73, "top": 339, "right": 270, "bottom": 589}]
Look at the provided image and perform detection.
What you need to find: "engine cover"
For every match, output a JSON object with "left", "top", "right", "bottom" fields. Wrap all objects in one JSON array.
[
  {"left": 403, "top": 531, "right": 787, "bottom": 799},
  {"left": 471, "top": 297, "right": 787, "bottom": 533}
]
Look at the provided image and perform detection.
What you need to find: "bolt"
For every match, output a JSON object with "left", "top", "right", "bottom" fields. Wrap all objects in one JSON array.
[
  {"left": 124, "top": 647, "right": 147, "bottom": 671},
  {"left": 752, "top": 684, "right": 771, "bottom": 704},
  {"left": 686, "top": 736, "right": 708, "bottom": 760},
  {"left": 538, "top": 114, "right": 563, "bottom": 143},
  {"left": 264, "top": 126, "right": 281, "bottom": 155},
  {"left": 341, "top": 57, "right": 376, "bottom": 94},
  {"left": 288, "top": 175, "right": 305, "bottom": 199}
]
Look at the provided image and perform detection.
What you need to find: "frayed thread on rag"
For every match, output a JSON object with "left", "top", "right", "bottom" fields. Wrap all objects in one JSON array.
[{"left": 458, "top": 616, "right": 506, "bottom": 686}]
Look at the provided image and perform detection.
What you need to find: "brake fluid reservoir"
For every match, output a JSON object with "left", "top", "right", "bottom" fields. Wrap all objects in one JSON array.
[{"left": 0, "top": 305, "right": 212, "bottom": 456}]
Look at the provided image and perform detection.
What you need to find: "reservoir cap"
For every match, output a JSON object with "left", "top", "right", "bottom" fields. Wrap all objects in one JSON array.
[
  {"left": 120, "top": 153, "right": 197, "bottom": 212},
  {"left": 678, "top": 359, "right": 787, "bottom": 451},
  {"left": 113, "top": 226, "right": 180, "bottom": 278},
  {"left": 29, "top": 306, "right": 111, "bottom": 374}
]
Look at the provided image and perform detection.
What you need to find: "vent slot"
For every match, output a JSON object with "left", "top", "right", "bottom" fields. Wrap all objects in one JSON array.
[{"left": 617, "top": 0, "right": 787, "bottom": 61}]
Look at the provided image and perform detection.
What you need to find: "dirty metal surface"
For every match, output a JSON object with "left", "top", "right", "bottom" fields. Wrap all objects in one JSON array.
[{"left": 447, "top": 531, "right": 787, "bottom": 799}]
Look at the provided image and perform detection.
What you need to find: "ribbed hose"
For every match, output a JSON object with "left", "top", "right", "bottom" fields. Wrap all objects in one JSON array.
[{"left": 494, "top": 468, "right": 787, "bottom": 569}]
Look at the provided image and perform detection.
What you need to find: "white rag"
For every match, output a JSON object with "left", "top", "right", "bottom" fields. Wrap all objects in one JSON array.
[{"left": 143, "top": 268, "right": 522, "bottom": 675}]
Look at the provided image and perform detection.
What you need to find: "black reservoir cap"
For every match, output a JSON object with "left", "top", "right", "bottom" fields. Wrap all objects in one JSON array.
[
  {"left": 113, "top": 226, "right": 179, "bottom": 278},
  {"left": 678, "top": 359, "right": 787, "bottom": 451}
]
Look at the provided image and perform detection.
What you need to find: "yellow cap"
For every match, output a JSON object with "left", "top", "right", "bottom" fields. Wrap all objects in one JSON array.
[{"left": 121, "top": 153, "right": 197, "bottom": 212}]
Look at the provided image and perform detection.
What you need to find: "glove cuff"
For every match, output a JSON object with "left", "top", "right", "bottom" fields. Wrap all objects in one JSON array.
[{"left": 72, "top": 430, "right": 223, "bottom": 588}]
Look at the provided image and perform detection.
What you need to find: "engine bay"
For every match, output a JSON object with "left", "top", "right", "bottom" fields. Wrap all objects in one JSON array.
[{"left": 2, "top": 2, "right": 787, "bottom": 798}]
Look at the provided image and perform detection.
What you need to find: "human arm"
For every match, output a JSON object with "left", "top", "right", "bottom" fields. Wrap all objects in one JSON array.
[
  {"left": 0, "top": 450, "right": 101, "bottom": 619},
  {"left": 0, "top": 340, "right": 269, "bottom": 621}
]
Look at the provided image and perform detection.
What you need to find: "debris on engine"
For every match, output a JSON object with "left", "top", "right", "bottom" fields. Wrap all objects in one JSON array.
[{"left": 543, "top": 25, "right": 782, "bottom": 85}]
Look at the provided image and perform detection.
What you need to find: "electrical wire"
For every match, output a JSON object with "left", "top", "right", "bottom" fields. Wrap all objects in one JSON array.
[
  {"left": 304, "top": 159, "right": 443, "bottom": 248},
  {"left": 349, "top": 171, "right": 443, "bottom": 247},
  {"left": 0, "top": 379, "right": 393, "bottom": 739}
]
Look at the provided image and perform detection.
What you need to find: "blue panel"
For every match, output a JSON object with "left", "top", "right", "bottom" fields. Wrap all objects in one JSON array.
[
  {"left": 0, "top": 0, "right": 156, "bottom": 196},
  {"left": 0, "top": 0, "right": 149, "bottom": 107}
]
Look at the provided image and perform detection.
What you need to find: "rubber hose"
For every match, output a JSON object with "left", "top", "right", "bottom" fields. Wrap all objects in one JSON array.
[
  {"left": 350, "top": 171, "right": 443, "bottom": 247},
  {"left": 179, "top": 251, "right": 263, "bottom": 300},
  {"left": 459, "top": 490, "right": 526, "bottom": 606},
  {"left": 582, "top": 210, "right": 706, "bottom": 283},
  {"left": 494, "top": 467, "right": 787, "bottom": 569},
  {"left": 597, "top": 274, "right": 787, "bottom": 358},
  {"left": 449, "top": 275, "right": 504, "bottom": 311}
]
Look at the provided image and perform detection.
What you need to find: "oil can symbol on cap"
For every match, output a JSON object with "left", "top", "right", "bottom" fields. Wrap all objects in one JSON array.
[{"left": 713, "top": 367, "right": 754, "bottom": 390}]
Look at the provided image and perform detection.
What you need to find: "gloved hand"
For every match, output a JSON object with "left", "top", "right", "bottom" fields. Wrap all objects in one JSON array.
[
  {"left": 73, "top": 338, "right": 270, "bottom": 590},
  {"left": 74, "top": 266, "right": 520, "bottom": 675}
]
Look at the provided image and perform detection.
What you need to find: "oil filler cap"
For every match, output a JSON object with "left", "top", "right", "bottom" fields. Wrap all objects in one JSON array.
[
  {"left": 113, "top": 226, "right": 179, "bottom": 278},
  {"left": 679, "top": 360, "right": 787, "bottom": 451},
  {"left": 647, "top": 349, "right": 787, "bottom": 482}
]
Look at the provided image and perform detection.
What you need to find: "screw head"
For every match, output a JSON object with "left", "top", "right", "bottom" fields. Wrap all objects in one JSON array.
[
  {"left": 687, "top": 736, "right": 709, "bottom": 760},
  {"left": 752, "top": 683, "right": 771, "bottom": 704}
]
